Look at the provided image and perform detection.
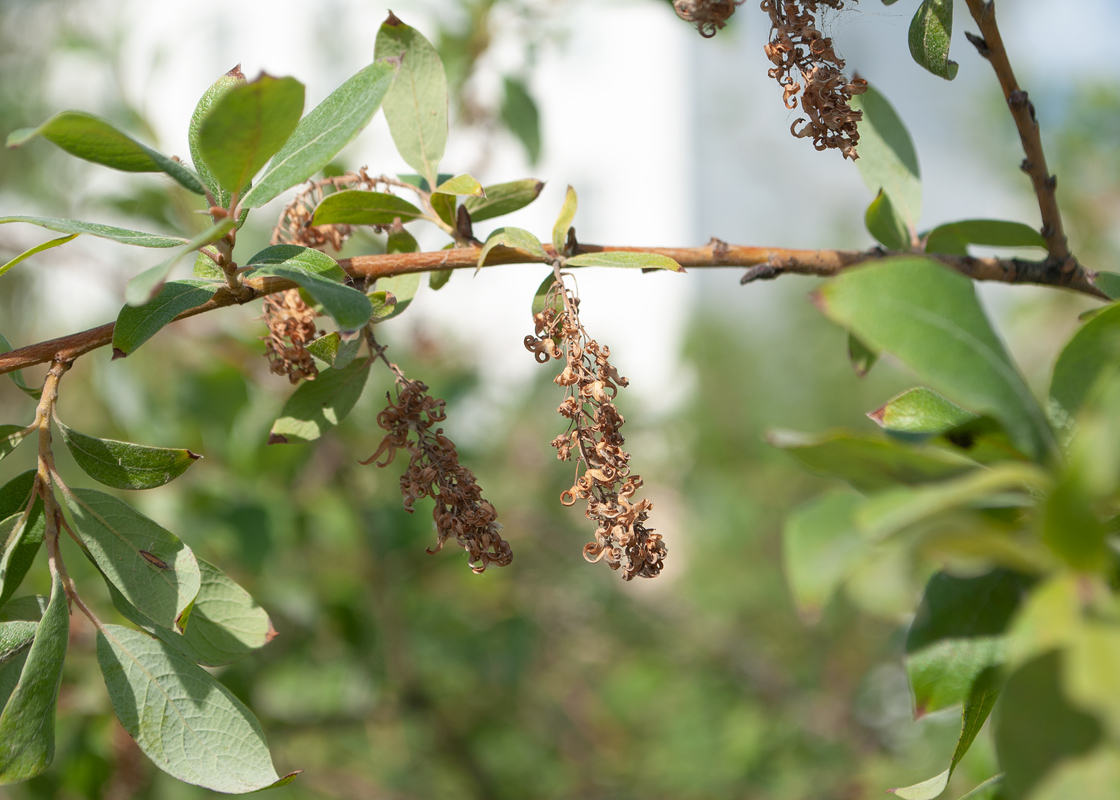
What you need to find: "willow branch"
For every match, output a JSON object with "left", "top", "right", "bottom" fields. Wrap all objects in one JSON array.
[
  {"left": 0, "top": 241, "right": 1106, "bottom": 377},
  {"left": 963, "top": 0, "right": 1072, "bottom": 270}
]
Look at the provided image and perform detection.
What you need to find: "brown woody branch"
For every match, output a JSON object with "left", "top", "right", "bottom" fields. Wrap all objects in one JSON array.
[
  {"left": 0, "top": 241, "right": 1106, "bottom": 378},
  {"left": 963, "top": 0, "right": 1072, "bottom": 271}
]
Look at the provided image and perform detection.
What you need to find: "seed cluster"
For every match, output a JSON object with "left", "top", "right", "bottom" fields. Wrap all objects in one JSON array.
[
  {"left": 761, "top": 0, "right": 867, "bottom": 159},
  {"left": 363, "top": 377, "right": 513, "bottom": 574},
  {"left": 673, "top": 0, "right": 746, "bottom": 37},
  {"left": 260, "top": 290, "right": 322, "bottom": 383},
  {"left": 524, "top": 276, "right": 667, "bottom": 580}
]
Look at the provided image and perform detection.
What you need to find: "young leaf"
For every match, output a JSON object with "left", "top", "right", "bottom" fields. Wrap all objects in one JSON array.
[
  {"left": 0, "top": 473, "right": 45, "bottom": 610},
  {"left": 56, "top": 421, "right": 200, "bottom": 490},
  {"left": 247, "top": 263, "right": 372, "bottom": 333},
  {"left": 375, "top": 272, "right": 421, "bottom": 321},
  {"left": 242, "top": 59, "right": 399, "bottom": 209},
  {"left": 97, "top": 624, "right": 297, "bottom": 792},
  {"left": 565, "top": 251, "right": 683, "bottom": 272},
  {"left": 1049, "top": 303, "right": 1120, "bottom": 423},
  {"left": 0, "top": 216, "right": 186, "bottom": 248},
  {"left": 0, "top": 234, "right": 78, "bottom": 279},
  {"left": 6, "top": 111, "right": 205, "bottom": 194},
  {"left": 112, "top": 279, "right": 220, "bottom": 358},
  {"left": 64, "top": 488, "right": 200, "bottom": 630},
  {"left": 814, "top": 257, "right": 1058, "bottom": 462},
  {"left": 865, "top": 188, "right": 911, "bottom": 250},
  {"left": 477, "top": 227, "right": 549, "bottom": 271},
  {"left": 375, "top": 13, "right": 448, "bottom": 188},
  {"left": 189, "top": 65, "right": 247, "bottom": 207},
  {"left": 908, "top": 0, "right": 959, "bottom": 80},
  {"left": 0, "top": 622, "right": 35, "bottom": 665},
  {"left": 851, "top": 86, "right": 922, "bottom": 231},
  {"left": 463, "top": 179, "right": 544, "bottom": 222},
  {"left": 306, "top": 332, "right": 362, "bottom": 369},
  {"left": 124, "top": 218, "right": 236, "bottom": 306},
  {"left": 870, "top": 388, "right": 979, "bottom": 435},
  {"left": 767, "top": 428, "right": 978, "bottom": 492},
  {"left": 501, "top": 76, "right": 541, "bottom": 164},
  {"left": 106, "top": 558, "right": 275, "bottom": 667},
  {"left": 925, "top": 219, "right": 1046, "bottom": 255},
  {"left": 430, "top": 191, "right": 456, "bottom": 228},
  {"left": 197, "top": 74, "right": 305, "bottom": 198},
  {"left": 848, "top": 332, "right": 879, "bottom": 377},
  {"left": 429, "top": 269, "right": 453, "bottom": 290},
  {"left": 433, "top": 173, "right": 484, "bottom": 198},
  {"left": 0, "top": 572, "right": 68, "bottom": 784},
  {"left": 553, "top": 185, "right": 578, "bottom": 254},
  {"left": 269, "top": 360, "right": 371, "bottom": 444},
  {"left": 310, "top": 190, "right": 426, "bottom": 226},
  {"left": 782, "top": 490, "right": 870, "bottom": 621}
]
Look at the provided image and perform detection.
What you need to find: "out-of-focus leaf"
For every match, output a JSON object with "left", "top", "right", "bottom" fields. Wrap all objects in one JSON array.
[
  {"left": 0, "top": 426, "right": 28, "bottom": 463},
  {"left": 431, "top": 191, "right": 456, "bottom": 228},
  {"left": 1092, "top": 272, "right": 1120, "bottom": 300},
  {"left": 0, "top": 478, "right": 45, "bottom": 610},
  {"left": 870, "top": 387, "right": 978, "bottom": 434},
  {"left": 242, "top": 59, "right": 399, "bottom": 209},
  {"left": 814, "top": 257, "right": 1057, "bottom": 462},
  {"left": 851, "top": 86, "right": 922, "bottom": 230},
  {"left": 478, "top": 227, "right": 548, "bottom": 270},
  {"left": 306, "top": 332, "right": 362, "bottom": 369},
  {"left": 956, "top": 775, "right": 1005, "bottom": 800},
  {"left": 1028, "top": 749, "right": 1120, "bottom": 800},
  {"left": 245, "top": 246, "right": 371, "bottom": 332},
  {"left": 0, "top": 234, "right": 78, "bottom": 279},
  {"left": 501, "top": 76, "right": 541, "bottom": 164},
  {"left": 112, "top": 279, "right": 219, "bottom": 357},
  {"left": 0, "top": 216, "right": 185, "bottom": 248},
  {"left": 269, "top": 360, "right": 371, "bottom": 444},
  {"left": 463, "top": 179, "right": 544, "bottom": 222},
  {"left": 1050, "top": 303, "right": 1120, "bottom": 423},
  {"left": 97, "top": 624, "right": 297, "bottom": 792},
  {"left": 866, "top": 189, "right": 910, "bottom": 250},
  {"left": 433, "top": 173, "right": 484, "bottom": 197},
  {"left": 375, "top": 13, "right": 448, "bottom": 187},
  {"left": 553, "top": 185, "right": 578, "bottom": 254},
  {"left": 849, "top": 332, "right": 879, "bottom": 377},
  {"left": 124, "top": 218, "right": 236, "bottom": 306},
  {"left": 767, "top": 429, "right": 978, "bottom": 492},
  {"left": 311, "top": 190, "right": 425, "bottom": 226},
  {"left": 925, "top": 220, "right": 1045, "bottom": 255},
  {"left": 6, "top": 111, "right": 205, "bottom": 194},
  {"left": 531, "top": 273, "right": 563, "bottom": 319},
  {"left": 429, "top": 269, "right": 452, "bottom": 290},
  {"left": 782, "top": 490, "right": 870, "bottom": 621},
  {"left": 0, "top": 572, "right": 67, "bottom": 783},
  {"left": 64, "top": 488, "right": 200, "bottom": 629},
  {"left": 565, "top": 252, "right": 683, "bottom": 272},
  {"left": 197, "top": 74, "right": 305, "bottom": 197},
  {"left": 56, "top": 421, "right": 200, "bottom": 490},
  {"left": 908, "top": 0, "right": 958, "bottom": 80}
]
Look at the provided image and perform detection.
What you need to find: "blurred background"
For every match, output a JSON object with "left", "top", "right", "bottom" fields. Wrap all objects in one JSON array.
[{"left": 0, "top": 0, "right": 1117, "bottom": 797}]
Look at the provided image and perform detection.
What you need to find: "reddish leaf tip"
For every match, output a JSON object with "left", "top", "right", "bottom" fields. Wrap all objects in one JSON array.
[
  {"left": 808, "top": 288, "right": 828, "bottom": 313},
  {"left": 186, "top": 450, "right": 202, "bottom": 461},
  {"left": 111, "top": 347, "right": 128, "bottom": 361},
  {"left": 267, "top": 433, "right": 288, "bottom": 445},
  {"left": 384, "top": 10, "right": 402, "bottom": 26},
  {"left": 266, "top": 620, "right": 279, "bottom": 643},
  {"left": 867, "top": 406, "right": 887, "bottom": 426},
  {"left": 228, "top": 64, "right": 244, "bottom": 79}
]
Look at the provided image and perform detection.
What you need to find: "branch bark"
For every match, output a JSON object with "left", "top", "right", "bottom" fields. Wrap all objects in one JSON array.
[{"left": 0, "top": 241, "right": 1106, "bottom": 377}]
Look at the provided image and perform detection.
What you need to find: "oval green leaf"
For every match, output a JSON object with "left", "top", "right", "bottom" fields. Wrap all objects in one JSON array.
[
  {"left": 242, "top": 59, "right": 399, "bottom": 209},
  {"left": 814, "top": 257, "right": 1057, "bottom": 462},
  {"left": 375, "top": 272, "right": 420, "bottom": 321},
  {"left": 6, "top": 111, "right": 205, "bottom": 194},
  {"left": 268, "top": 360, "right": 371, "bottom": 444},
  {"left": 477, "top": 226, "right": 549, "bottom": 270},
  {"left": 565, "top": 251, "right": 684, "bottom": 272},
  {"left": 463, "top": 179, "right": 544, "bottom": 222},
  {"left": 865, "top": 188, "right": 910, "bottom": 250},
  {"left": 64, "top": 488, "right": 200, "bottom": 630},
  {"left": 311, "top": 190, "right": 426, "bottom": 226},
  {"left": 1050, "top": 303, "right": 1120, "bottom": 423},
  {"left": 113, "top": 279, "right": 221, "bottom": 358},
  {"left": 433, "top": 173, "right": 484, "bottom": 197},
  {"left": 189, "top": 65, "right": 247, "bottom": 207},
  {"left": 908, "top": 0, "right": 959, "bottom": 81},
  {"left": 57, "top": 421, "right": 201, "bottom": 490},
  {"left": 851, "top": 86, "right": 922, "bottom": 229},
  {"left": 869, "top": 387, "right": 980, "bottom": 434},
  {"left": 247, "top": 264, "right": 371, "bottom": 333},
  {"left": 97, "top": 624, "right": 296, "bottom": 793}
]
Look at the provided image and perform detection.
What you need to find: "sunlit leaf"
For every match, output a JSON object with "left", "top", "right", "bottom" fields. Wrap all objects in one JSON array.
[
  {"left": 0, "top": 234, "right": 78, "bottom": 279},
  {"left": 311, "top": 190, "right": 425, "bottom": 226},
  {"left": 0, "top": 216, "right": 185, "bottom": 248},
  {"left": 908, "top": 0, "right": 958, "bottom": 80},
  {"left": 553, "top": 185, "right": 578, "bottom": 255},
  {"left": 477, "top": 227, "right": 548, "bottom": 271},
  {"left": 463, "top": 179, "right": 544, "bottom": 222},
  {"left": 866, "top": 189, "right": 911, "bottom": 250},
  {"left": 433, "top": 173, "right": 484, "bottom": 197},
  {"left": 189, "top": 66, "right": 246, "bottom": 207},
  {"left": 245, "top": 246, "right": 371, "bottom": 332},
  {"left": 851, "top": 86, "right": 922, "bottom": 230},
  {"left": 57, "top": 421, "right": 200, "bottom": 490},
  {"left": 112, "top": 279, "right": 220, "bottom": 357},
  {"left": 123, "top": 218, "right": 236, "bottom": 306},
  {"left": 268, "top": 360, "right": 371, "bottom": 444},
  {"left": 565, "top": 251, "right": 683, "bottom": 272}
]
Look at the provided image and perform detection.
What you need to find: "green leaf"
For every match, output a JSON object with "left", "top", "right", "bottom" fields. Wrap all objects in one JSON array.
[
  {"left": 565, "top": 251, "right": 684, "bottom": 272},
  {"left": 1093, "top": 272, "right": 1120, "bottom": 300},
  {"left": 477, "top": 227, "right": 549, "bottom": 271},
  {"left": 782, "top": 490, "right": 870, "bottom": 621},
  {"left": 124, "top": 219, "right": 236, "bottom": 306},
  {"left": 305, "top": 332, "right": 362, "bottom": 369},
  {"left": 433, "top": 173, "right": 484, "bottom": 197},
  {"left": 56, "top": 421, "right": 200, "bottom": 490},
  {"left": 814, "top": 257, "right": 1057, "bottom": 462},
  {"left": 189, "top": 66, "right": 246, "bottom": 207},
  {"left": 64, "top": 488, "right": 200, "bottom": 630},
  {"left": 0, "top": 622, "right": 35, "bottom": 665},
  {"left": 246, "top": 247, "right": 372, "bottom": 332},
  {"left": 463, "top": 179, "right": 544, "bottom": 222},
  {"left": 375, "top": 13, "right": 448, "bottom": 187},
  {"left": 6, "top": 111, "right": 205, "bottom": 194},
  {"left": 994, "top": 652, "right": 1102, "bottom": 800},
  {"left": 908, "top": 0, "right": 959, "bottom": 80},
  {"left": 768, "top": 429, "right": 978, "bottom": 492},
  {"left": 97, "top": 624, "right": 296, "bottom": 792},
  {"left": 0, "top": 216, "right": 185, "bottom": 248},
  {"left": 501, "top": 76, "right": 541, "bottom": 164},
  {"left": 0, "top": 426, "right": 28, "bottom": 463},
  {"left": 311, "top": 190, "right": 425, "bottom": 226},
  {"left": 553, "top": 185, "right": 578, "bottom": 254},
  {"left": 1050, "top": 303, "right": 1120, "bottom": 424},
  {"left": 112, "top": 279, "right": 220, "bottom": 358},
  {"left": 851, "top": 86, "right": 922, "bottom": 230},
  {"left": 1063, "top": 621, "right": 1120, "bottom": 742},
  {"left": 107, "top": 558, "right": 275, "bottom": 667},
  {"left": 428, "top": 269, "right": 453, "bottom": 290},
  {"left": 0, "top": 334, "right": 35, "bottom": 400},
  {"left": 0, "top": 597, "right": 47, "bottom": 623},
  {"left": 0, "top": 472, "right": 45, "bottom": 611},
  {"left": 197, "top": 74, "right": 305, "bottom": 198},
  {"left": 241, "top": 59, "right": 398, "bottom": 208},
  {"left": 431, "top": 191, "right": 456, "bottom": 228},
  {"left": 866, "top": 189, "right": 911, "bottom": 250},
  {"left": 268, "top": 360, "right": 371, "bottom": 444},
  {"left": 0, "top": 235, "right": 78, "bottom": 279},
  {"left": 956, "top": 775, "right": 1005, "bottom": 800},
  {"left": 870, "top": 387, "right": 979, "bottom": 435},
  {"left": 0, "top": 572, "right": 67, "bottom": 783},
  {"left": 531, "top": 273, "right": 563, "bottom": 319},
  {"left": 925, "top": 220, "right": 1046, "bottom": 255},
  {"left": 849, "top": 333, "right": 879, "bottom": 377},
  {"left": 905, "top": 570, "right": 1030, "bottom": 716}
]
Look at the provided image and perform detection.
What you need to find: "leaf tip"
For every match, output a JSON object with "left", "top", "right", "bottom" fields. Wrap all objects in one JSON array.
[
  {"left": 867, "top": 406, "right": 887, "bottom": 426},
  {"left": 111, "top": 347, "right": 128, "bottom": 361},
  {"left": 228, "top": 64, "right": 244, "bottom": 79},
  {"left": 186, "top": 450, "right": 202, "bottom": 461},
  {"left": 808, "top": 288, "right": 829, "bottom": 314},
  {"left": 266, "top": 620, "right": 279, "bottom": 643},
  {"left": 267, "top": 433, "right": 288, "bottom": 445},
  {"left": 384, "top": 10, "right": 403, "bottom": 26}
]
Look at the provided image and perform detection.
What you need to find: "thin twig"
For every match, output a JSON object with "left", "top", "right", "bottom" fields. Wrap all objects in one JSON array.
[
  {"left": 963, "top": 0, "right": 1072, "bottom": 270},
  {"left": 0, "top": 241, "right": 1106, "bottom": 377}
]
